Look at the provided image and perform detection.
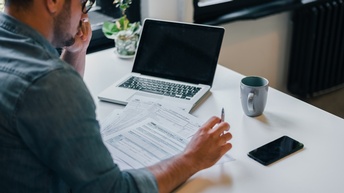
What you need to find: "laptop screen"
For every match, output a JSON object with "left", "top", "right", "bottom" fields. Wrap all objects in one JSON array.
[{"left": 132, "top": 19, "right": 224, "bottom": 86}]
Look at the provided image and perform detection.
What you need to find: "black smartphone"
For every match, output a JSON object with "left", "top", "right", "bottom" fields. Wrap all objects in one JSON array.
[{"left": 248, "top": 136, "right": 304, "bottom": 166}]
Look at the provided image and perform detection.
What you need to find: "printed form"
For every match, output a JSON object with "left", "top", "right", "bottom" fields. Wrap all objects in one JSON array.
[{"left": 100, "top": 98, "right": 234, "bottom": 170}]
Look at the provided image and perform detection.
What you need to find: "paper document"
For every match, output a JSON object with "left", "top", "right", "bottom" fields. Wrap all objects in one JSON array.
[{"left": 100, "top": 98, "right": 234, "bottom": 170}]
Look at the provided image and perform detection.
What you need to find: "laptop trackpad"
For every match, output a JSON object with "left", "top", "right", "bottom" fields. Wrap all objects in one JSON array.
[
  {"left": 128, "top": 92, "right": 164, "bottom": 102},
  {"left": 128, "top": 92, "right": 193, "bottom": 112}
]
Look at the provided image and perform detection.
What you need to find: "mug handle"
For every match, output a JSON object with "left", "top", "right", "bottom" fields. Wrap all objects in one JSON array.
[{"left": 247, "top": 92, "right": 255, "bottom": 113}]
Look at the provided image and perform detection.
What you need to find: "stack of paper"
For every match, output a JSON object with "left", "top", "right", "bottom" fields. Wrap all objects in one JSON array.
[{"left": 100, "top": 98, "right": 234, "bottom": 170}]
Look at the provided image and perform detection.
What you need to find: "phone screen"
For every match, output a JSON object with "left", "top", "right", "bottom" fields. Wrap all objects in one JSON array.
[{"left": 248, "top": 136, "right": 304, "bottom": 166}]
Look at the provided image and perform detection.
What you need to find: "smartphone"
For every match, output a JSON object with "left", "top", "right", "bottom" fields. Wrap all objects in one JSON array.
[{"left": 248, "top": 136, "right": 304, "bottom": 166}]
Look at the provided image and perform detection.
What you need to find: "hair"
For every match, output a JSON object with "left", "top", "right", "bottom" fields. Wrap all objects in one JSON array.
[{"left": 4, "top": 0, "right": 33, "bottom": 9}]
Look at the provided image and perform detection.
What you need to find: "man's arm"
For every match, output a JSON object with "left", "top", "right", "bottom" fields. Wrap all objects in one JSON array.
[
  {"left": 61, "top": 19, "right": 92, "bottom": 77},
  {"left": 148, "top": 117, "right": 232, "bottom": 193}
]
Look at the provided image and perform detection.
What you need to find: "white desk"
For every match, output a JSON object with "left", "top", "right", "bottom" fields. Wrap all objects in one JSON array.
[{"left": 84, "top": 48, "right": 344, "bottom": 193}]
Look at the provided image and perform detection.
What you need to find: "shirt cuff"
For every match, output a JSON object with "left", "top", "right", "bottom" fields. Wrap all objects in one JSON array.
[{"left": 126, "top": 168, "right": 158, "bottom": 193}]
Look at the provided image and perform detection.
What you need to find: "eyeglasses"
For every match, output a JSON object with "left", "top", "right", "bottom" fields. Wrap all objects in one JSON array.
[{"left": 82, "top": 0, "right": 95, "bottom": 14}]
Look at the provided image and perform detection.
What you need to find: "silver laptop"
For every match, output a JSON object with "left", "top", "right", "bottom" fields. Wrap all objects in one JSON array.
[{"left": 98, "top": 18, "right": 224, "bottom": 112}]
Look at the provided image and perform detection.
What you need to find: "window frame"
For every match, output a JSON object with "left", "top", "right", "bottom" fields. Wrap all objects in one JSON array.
[{"left": 193, "top": 0, "right": 301, "bottom": 24}]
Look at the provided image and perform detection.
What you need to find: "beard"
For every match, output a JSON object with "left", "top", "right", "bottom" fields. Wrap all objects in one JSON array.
[{"left": 52, "top": 0, "right": 76, "bottom": 47}]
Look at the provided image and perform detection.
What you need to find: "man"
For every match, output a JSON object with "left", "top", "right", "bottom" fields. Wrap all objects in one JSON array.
[{"left": 0, "top": 0, "right": 232, "bottom": 193}]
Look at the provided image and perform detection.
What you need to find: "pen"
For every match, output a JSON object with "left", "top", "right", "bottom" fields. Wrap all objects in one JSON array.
[{"left": 221, "top": 107, "right": 225, "bottom": 122}]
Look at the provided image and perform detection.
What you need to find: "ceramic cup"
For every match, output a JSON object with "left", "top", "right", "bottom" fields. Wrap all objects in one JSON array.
[{"left": 240, "top": 76, "right": 269, "bottom": 117}]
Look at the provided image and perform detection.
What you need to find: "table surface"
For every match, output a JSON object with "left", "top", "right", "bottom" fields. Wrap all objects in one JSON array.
[{"left": 84, "top": 48, "right": 344, "bottom": 193}]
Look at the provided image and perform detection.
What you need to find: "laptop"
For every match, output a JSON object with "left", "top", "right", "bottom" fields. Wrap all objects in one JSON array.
[{"left": 98, "top": 18, "right": 224, "bottom": 112}]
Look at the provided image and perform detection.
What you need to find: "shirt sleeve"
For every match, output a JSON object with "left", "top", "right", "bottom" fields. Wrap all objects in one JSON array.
[{"left": 14, "top": 67, "right": 158, "bottom": 193}]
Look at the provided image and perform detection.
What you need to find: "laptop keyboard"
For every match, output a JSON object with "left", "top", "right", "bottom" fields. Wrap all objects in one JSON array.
[{"left": 119, "top": 76, "right": 201, "bottom": 100}]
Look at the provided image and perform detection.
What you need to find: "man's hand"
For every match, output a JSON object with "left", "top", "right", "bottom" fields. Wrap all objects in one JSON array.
[
  {"left": 148, "top": 116, "right": 232, "bottom": 193},
  {"left": 61, "top": 18, "right": 92, "bottom": 77},
  {"left": 183, "top": 116, "right": 232, "bottom": 171},
  {"left": 64, "top": 18, "right": 92, "bottom": 53}
]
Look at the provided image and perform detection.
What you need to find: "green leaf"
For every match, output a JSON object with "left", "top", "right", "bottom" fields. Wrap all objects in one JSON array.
[
  {"left": 102, "top": 17, "right": 141, "bottom": 39},
  {"left": 102, "top": 21, "right": 121, "bottom": 38}
]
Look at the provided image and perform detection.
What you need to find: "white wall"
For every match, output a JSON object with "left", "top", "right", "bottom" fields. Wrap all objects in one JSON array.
[
  {"left": 218, "top": 13, "right": 292, "bottom": 92},
  {"left": 141, "top": 0, "right": 193, "bottom": 22},
  {"left": 140, "top": 0, "right": 292, "bottom": 92}
]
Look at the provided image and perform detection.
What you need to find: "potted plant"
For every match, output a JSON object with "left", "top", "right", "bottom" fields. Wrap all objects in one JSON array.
[
  {"left": 102, "top": 0, "right": 141, "bottom": 58},
  {"left": 0, "top": 0, "right": 4, "bottom": 12}
]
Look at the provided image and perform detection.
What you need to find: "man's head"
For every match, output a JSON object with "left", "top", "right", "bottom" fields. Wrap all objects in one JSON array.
[
  {"left": 52, "top": 0, "right": 95, "bottom": 47},
  {"left": 52, "top": 0, "right": 74, "bottom": 47},
  {"left": 4, "top": 0, "right": 92, "bottom": 48}
]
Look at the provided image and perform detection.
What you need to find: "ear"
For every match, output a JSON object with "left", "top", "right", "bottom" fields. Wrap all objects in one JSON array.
[{"left": 46, "top": 0, "right": 60, "bottom": 14}]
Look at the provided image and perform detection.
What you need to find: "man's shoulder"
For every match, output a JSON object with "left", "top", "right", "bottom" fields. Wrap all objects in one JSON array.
[
  {"left": 1, "top": 45, "right": 76, "bottom": 84},
  {"left": 0, "top": 13, "right": 73, "bottom": 83}
]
